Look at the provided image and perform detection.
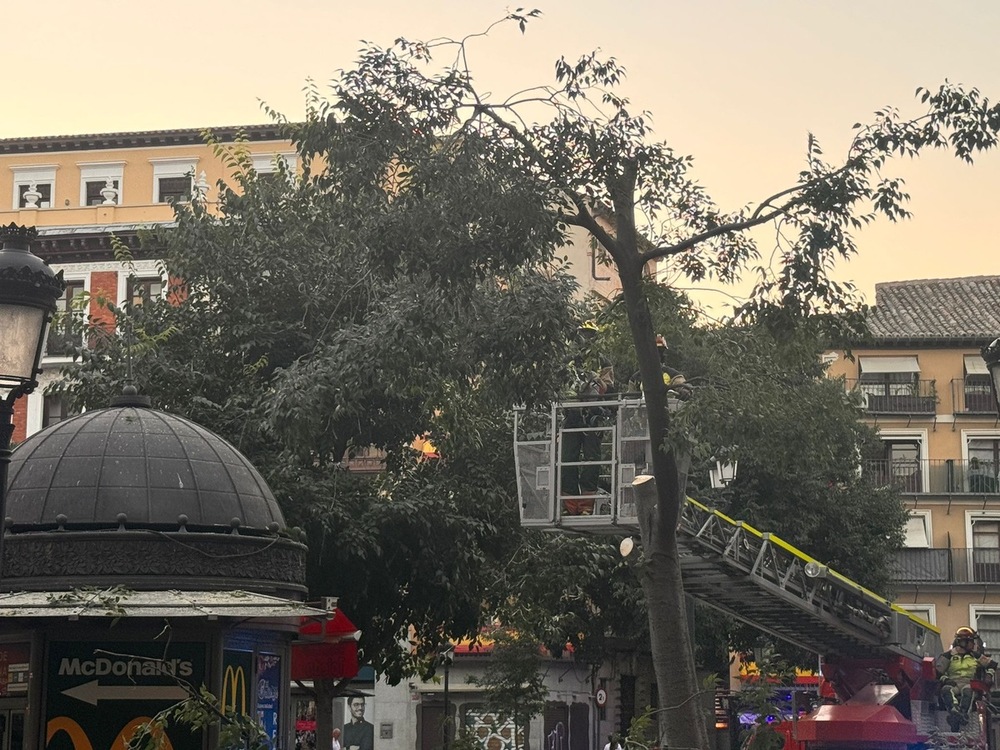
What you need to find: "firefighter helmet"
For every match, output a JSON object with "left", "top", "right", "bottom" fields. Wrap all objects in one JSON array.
[{"left": 957, "top": 626, "right": 976, "bottom": 638}]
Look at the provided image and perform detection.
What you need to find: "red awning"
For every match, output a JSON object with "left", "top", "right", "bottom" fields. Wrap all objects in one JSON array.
[{"left": 291, "top": 608, "right": 361, "bottom": 681}]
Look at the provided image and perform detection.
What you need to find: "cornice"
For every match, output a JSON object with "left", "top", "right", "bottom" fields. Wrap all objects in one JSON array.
[{"left": 0, "top": 124, "right": 289, "bottom": 155}]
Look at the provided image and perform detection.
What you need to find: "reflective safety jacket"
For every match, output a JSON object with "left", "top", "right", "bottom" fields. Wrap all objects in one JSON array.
[{"left": 938, "top": 652, "right": 981, "bottom": 681}]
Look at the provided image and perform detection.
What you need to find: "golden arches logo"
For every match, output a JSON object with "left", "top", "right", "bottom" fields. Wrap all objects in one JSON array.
[
  {"left": 222, "top": 665, "right": 248, "bottom": 715},
  {"left": 46, "top": 716, "right": 175, "bottom": 750}
]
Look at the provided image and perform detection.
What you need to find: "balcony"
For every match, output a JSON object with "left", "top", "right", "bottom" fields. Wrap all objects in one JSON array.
[
  {"left": 951, "top": 378, "right": 997, "bottom": 414},
  {"left": 894, "top": 547, "right": 1000, "bottom": 584},
  {"left": 845, "top": 379, "right": 937, "bottom": 415},
  {"left": 862, "top": 458, "right": 1000, "bottom": 495}
]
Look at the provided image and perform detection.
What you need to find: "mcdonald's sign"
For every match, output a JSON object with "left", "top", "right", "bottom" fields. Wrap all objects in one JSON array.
[
  {"left": 45, "top": 641, "right": 206, "bottom": 750},
  {"left": 222, "top": 649, "right": 254, "bottom": 717},
  {"left": 222, "top": 664, "right": 248, "bottom": 715}
]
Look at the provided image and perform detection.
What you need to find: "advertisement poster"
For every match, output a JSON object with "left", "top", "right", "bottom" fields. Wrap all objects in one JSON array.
[
  {"left": 45, "top": 640, "right": 206, "bottom": 750},
  {"left": 341, "top": 695, "right": 375, "bottom": 750},
  {"left": 257, "top": 653, "right": 282, "bottom": 746},
  {"left": 222, "top": 649, "right": 254, "bottom": 716}
]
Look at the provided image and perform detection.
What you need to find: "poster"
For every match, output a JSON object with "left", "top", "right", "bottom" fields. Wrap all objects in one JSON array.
[{"left": 257, "top": 653, "right": 282, "bottom": 746}]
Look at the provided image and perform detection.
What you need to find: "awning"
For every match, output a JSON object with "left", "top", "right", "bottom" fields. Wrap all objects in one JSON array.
[
  {"left": 0, "top": 590, "right": 325, "bottom": 619},
  {"left": 965, "top": 355, "right": 989, "bottom": 376},
  {"left": 859, "top": 356, "right": 920, "bottom": 374},
  {"left": 291, "top": 608, "right": 361, "bottom": 681}
]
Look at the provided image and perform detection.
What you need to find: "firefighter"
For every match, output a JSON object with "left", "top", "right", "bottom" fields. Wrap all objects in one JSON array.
[
  {"left": 935, "top": 626, "right": 996, "bottom": 730},
  {"left": 629, "top": 335, "right": 693, "bottom": 401},
  {"left": 561, "top": 322, "right": 614, "bottom": 514}
]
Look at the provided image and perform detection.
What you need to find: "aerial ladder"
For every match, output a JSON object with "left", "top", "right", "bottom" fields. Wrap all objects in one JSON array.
[{"left": 514, "top": 397, "right": 997, "bottom": 749}]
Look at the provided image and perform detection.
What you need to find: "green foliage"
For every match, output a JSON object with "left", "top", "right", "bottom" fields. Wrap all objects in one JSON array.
[
  {"left": 733, "top": 645, "right": 798, "bottom": 750},
  {"left": 54, "top": 92, "right": 579, "bottom": 684},
  {"left": 469, "top": 627, "right": 548, "bottom": 732},
  {"left": 126, "top": 685, "right": 268, "bottom": 750}
]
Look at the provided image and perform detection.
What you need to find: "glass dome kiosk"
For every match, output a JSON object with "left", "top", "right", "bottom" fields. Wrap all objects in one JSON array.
[{"left": 515, "top": 397, "right": 675, "bottom": 533}]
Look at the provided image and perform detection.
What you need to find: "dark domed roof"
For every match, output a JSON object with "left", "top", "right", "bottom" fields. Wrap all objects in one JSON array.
[{"left": 6, "top": 402, "right": 285, "bottom": 531}]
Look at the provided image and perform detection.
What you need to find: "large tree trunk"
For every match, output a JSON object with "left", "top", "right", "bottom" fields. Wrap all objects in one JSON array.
[
  {"left": 617, "top": 255, "right": 711, "bottom": 750},
  {"left": 315, "top": 678, "right": 339, "bottom": 750}
]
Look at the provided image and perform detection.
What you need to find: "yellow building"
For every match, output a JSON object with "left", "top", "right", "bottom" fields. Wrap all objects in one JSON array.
[
  {"left": 825, "top": 276, "right": 1000, "bottom": 649},
  {"left": 0, "top": 125, "right": 295, "bottom": 441}
]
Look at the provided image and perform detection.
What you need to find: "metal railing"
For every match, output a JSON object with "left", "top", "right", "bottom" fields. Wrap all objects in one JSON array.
[
  {"left": 844, "top": 379, "right": 937, "bottom": 415},
  {"left": 950, "top": 378, "right": 997, "bottom": 414},
  {"left": 862, "top": 458, "right": 1000, "bottom": 494},
  {"left": 893, "top": 548, "right": 1000, "bottom": 584}
]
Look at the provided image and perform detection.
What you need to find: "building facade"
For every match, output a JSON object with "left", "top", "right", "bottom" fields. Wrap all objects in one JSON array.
[
  {"left": 825, "top": 276, "right": 1000, "bottom": 646},
  {"left": 0, "top": 125, "right": 295, "bottom": 442}
]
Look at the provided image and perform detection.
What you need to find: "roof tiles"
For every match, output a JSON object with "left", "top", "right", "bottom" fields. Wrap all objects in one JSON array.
[{"left": 867, "top": 276, "right": 1000, "bottom": 341}]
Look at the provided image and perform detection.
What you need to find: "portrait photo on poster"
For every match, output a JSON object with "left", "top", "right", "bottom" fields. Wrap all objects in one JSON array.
[{"left": 342, "top": 694, "right": 375, "bottom": 750}]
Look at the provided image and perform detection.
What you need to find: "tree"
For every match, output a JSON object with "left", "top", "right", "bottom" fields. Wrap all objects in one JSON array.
[
  {"left": 54, "top": 130, "right": 579, "bottom": 746},
  {"left": 308, "top": 14, "right": 1000, "bottom": 748}
]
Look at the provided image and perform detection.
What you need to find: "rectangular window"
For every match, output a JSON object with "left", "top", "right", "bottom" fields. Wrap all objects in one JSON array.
[
  {"left": 157, "top": 176, "right": 191, "bottom": 203},
  {"left": 876, "top": 439, "right": 923, "bottom": 493},
  {"left": 18, "top": 183, "right": 52, "bottom": 208},
  {"left": 964, "top": 355, "right": 993, "bottom": 412},
  {"left": 898, "top": 604, "right": 935, "bottom": 625},
  {"left": 904, "top": 514, "right": 930, "bottom": 547},
  {"left": 972, "top": 519, "right": 1000, "bottom": 583},
  {"left": 968, "top": 438, "right": 1000, "bottom": 492},
  {"left": 46, "top": 280, "right": 86, "bottom": 357},
  {"left": 975, "top": 612, "right": 1000, "bottom": 652},
  {"left": 11, "top": 165, "right": 57, "bottom": 209},
  {"left": 151, "top": 158, "right": 197, "bottom": 203},
  {"left": 42, "top": 394, "right": 77, "bottom": 428},
  {"left": 127, "top": 276, "right": 164, "bottom": 306},
  {"left": 84, "top": 179, "right": 120, "bottom": 206},
  {"left": 78, "top": 162, "right": 125, "bottom": 206}
]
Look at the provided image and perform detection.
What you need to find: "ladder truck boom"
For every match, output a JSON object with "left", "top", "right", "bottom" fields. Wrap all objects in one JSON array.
[{"left": 514, "top": 397, "right": 996, "bottom": 748}]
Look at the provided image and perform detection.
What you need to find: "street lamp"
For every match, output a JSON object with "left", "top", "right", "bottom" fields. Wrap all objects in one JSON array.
[
  {"left": 440, "top": 644, "right": 455, "bottom": 750},
  {"left": 982, "top": 339, "right": 1000, "bottom": 417},
  {"left": 0, "top": 223, "right": 64, "bottom": 580}
]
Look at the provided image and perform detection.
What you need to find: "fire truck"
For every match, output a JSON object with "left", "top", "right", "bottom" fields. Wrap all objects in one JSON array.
[{"left": 514, "top": 397, "right": 998, "bottom": 750}]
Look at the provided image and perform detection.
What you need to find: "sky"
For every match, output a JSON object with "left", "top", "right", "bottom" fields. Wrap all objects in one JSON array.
[{"left": 6, "top": 0, "right": 998, "bottom": 310}]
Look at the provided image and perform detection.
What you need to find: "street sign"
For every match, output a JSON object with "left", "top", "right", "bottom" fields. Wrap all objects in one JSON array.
[
  {"left": 595, "top": 687, "right": 608, "bottom": 707},
  {"left": 45, "top": 640, "right": 207, "bottom": 750}
]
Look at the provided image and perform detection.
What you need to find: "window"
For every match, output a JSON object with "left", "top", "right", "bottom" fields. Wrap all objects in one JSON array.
[
  {"left": 898, "top": 604, "right": 935, "bottom": 625},
  {"left": 42, "top": 395, "right": 77, "bottom": 428},
  {"left": 972, "top": 518, "right": 1000, "bottom": 583},
  {"left": 18, "top": 183, "right": 51, "bottom": 208},
  {"left": 151, "top": 158, "right": 197, "bottom": 203},
  {"left": 251, "top": 153, "right": 297, "bottom": 176},
  {"left": 963, "top": 355, "right": 993, "bottom": 412},
  {"left": 859, "top": 356, "right": 920, "bottom": 396},
  {"left": 157, "top": 176, "right": 190, "bottom": 203},
  {"left": 967, "top": 437, "right": 1000, "bottom": 492},
  {"left": 46, "top": 280, "right": 86, "bottom": 357},
  {"left": 876, "top": 438, "right": 923, "bottom": 492},
  {"left": 11, "top": 165, "right": 57, "bottom": 209},
  {"left": 973, "top": 611, "right": 1000, "bottom": 652},
  {"left": 904, "top": 513, "right": 930, "bottom": 547},
  {"left": 84, "top": 179, "right": 120, "bottom": 206},
  {"left": 79, "top": 162, "right": 125, "bottom": 206},
  {"left": 127, "top": 276, "right": 164, "bottom": 306}
]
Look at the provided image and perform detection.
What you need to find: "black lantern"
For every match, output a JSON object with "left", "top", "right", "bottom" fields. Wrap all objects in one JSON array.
[
  {"left": 982, "top": 339, "right": 1000, "bottom": 418},
  {"left": 0, "top": 225, "right": 64, "bottom": 392},
  {"left": 0, "top": 223, "right": 64, "bottom": 580}
]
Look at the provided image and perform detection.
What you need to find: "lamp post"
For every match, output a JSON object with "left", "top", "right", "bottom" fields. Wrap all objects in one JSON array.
[
  {"left": 440, "top": 644, "right": 455, "bottom": 750},
  {"left": 0, "top": 224, "right": 64, "bottom": 583},
  {"left": 982, "top": 339, "right": 1000, "bottom": 417}
]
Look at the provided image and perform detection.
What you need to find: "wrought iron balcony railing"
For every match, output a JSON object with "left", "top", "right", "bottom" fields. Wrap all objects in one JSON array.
[
  {"left": 844, "top": 379, "right": 937, "bottom": 415},
  {"left": 862, "top": 458, "right": 1000, "bottom": 494},
  {"left": 950, "top": 378, "right": 997, "bottom": 414},
  {"left": 893, "top": 547, "right": 1000, "bottom": 584}
]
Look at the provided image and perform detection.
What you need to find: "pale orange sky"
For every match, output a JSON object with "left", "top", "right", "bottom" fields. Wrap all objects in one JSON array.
[{"left": 8, "top": 0, "right": 998, "bottom": 309}]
